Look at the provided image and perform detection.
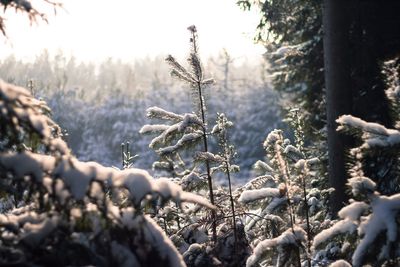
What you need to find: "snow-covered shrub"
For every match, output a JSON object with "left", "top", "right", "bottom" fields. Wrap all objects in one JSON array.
[
  {"left": 0, "top": 48, "right": 282, "bottom": 176},
  {"left": 141, "top": 25, "right": 220, "bottom": 247},
  {"left": 140, "top": 27, "right": 254, "bottom": 267},
  {"left": 0, "top": 79, "right": 215, "bottom": 266},
  {"left": 238, "top": 109, "right": 330, "bottom": 267},
  {"left": 335, "top": 58, "right": 400, "bottom": 195},
  {"left": 314, "top": 58, "right": 400, "bottom": 266},
  {"left": 203, "top": 113, "right": 252, "bottom": 267},
  {"left": 312, "top": 175, "right": 400, "bottom": 267}
]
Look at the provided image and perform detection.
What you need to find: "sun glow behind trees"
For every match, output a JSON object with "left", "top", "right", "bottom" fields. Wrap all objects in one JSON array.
[{"left": 1, "top": 0, "right": 264, "bottom": 63}]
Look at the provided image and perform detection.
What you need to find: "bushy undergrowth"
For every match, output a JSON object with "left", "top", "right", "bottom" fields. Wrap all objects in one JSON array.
[{"left": 1, "top": 25, "right": 400, "bottom": 267}]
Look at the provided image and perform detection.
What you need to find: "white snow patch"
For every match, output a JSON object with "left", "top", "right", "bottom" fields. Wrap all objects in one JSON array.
[
  {"left": 313, "top": 219, "right": 357, "bottom": 249},
  {"left": 338, "top": 201, "right": 369, "bottom": 221},
  {"left": 246, "top": 226, "right": 306, "bottom": 267},
  {"left": 239, "top": 188, "right": 280, "bottom": 203},
  {"left": 329, "top": 259, "right": 351, "bottom": 267}
]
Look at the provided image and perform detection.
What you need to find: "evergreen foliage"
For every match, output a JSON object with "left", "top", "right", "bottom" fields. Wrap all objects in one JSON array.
[
  {"left": 2, "top": 6, "right": 400, "bottom": 265},
  {"left": 0, "top": 51, "right": 281, "bottom": 175},
  {"left": 238, "top": 121, "right": 326, "bottom": 266},
  {"left": 0, "top": 79, "right": 215, "bottom": 266}
]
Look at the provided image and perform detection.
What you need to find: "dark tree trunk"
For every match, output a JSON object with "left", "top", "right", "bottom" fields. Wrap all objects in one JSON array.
[{"left": 322, "top": 0, "right": 353, "bottom": 215}]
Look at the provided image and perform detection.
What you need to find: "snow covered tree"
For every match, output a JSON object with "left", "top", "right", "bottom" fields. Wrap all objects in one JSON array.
[
  {"left": 141, "top": 25, "right": 219, "bottom": 243},
  {"left": 336, "top": 58, "right": 400, "bottom": 195},
  {"left": 194, "top": 51, "right": 281, "bottom": 177},
  {"left": 238, "top": 117, "right": 327, "bottom": 266},
  {"left": 0, "top": 79, "right": 216, "bottom": 266},
  {"left": 312, "top": 58, "right": 400, "bottom": 266},
  {"left": 237, "top": 0, "right": 325, "bottom": 140},
  {"left": 322, "top": 0, "right": 353, "bottom": 215},
  {"left": 239, "top": 0, "right": 400, "bottom": 214}
]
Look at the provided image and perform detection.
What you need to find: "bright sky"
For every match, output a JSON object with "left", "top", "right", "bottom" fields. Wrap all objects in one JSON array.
[{"left": 1, "top": 0, "right": 264, "bottom": 63}]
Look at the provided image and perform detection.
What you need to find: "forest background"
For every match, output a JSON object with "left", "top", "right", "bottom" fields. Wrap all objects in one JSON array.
[{"left": 1, "top": 0, "right": 400, "bottom": 266}]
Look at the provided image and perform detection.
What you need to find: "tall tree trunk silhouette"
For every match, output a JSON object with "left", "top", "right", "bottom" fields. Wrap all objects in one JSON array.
[{"left": 322, "top": 0, "right": 352, "bottom": 215}]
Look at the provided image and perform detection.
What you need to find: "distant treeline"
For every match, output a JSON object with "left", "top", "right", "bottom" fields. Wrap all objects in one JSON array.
[{"left": 0, "top": 49, "right": 282, "bottom": 179}]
